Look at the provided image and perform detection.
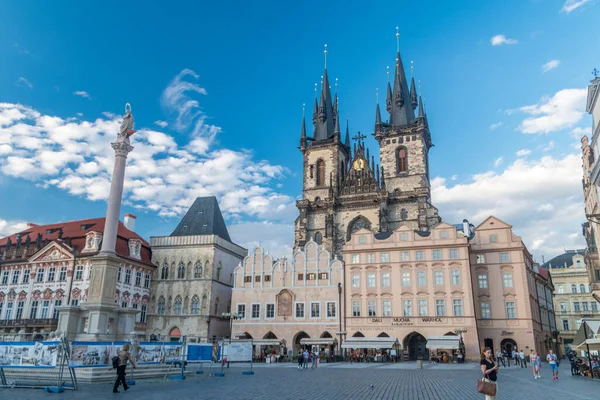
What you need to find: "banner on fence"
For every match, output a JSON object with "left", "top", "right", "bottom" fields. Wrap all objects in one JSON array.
[
  {"left": 0, "top": 341, "right": 60, "bottom": 368},
  {"left": 223, "top": 341, "right": 252, "bottom": 362},
  {"left": 137, "top": 342, "right": 183, "bottom": 364},
  {"left": 69, "top": 341, "right": 130, "bottom": 368},
  {"left": 186, "top": 344, "right": 214, "bottom": 362}
]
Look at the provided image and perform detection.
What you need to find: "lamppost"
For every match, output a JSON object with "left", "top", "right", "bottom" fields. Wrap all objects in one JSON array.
[
  {"left": 221, "top": 312, "right": 242, "bottom": 340},
  {"left": 337, "top": 283, "right": 344, "bottom": 360}
]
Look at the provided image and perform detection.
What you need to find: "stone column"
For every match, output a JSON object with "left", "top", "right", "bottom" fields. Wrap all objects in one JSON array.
[{"left": 100, "top": 141, "right": 133, "bottom": 255}]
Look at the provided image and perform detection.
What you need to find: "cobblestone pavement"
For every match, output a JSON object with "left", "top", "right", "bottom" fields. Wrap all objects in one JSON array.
[{"left": 2, "top": 362, "right": 599, "bottom": 400}]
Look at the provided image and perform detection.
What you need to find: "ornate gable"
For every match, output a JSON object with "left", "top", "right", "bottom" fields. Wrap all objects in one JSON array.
[
  {"left": 81, "top": 231, "right": 103, "bottom": 254},
  {"left": 29, "top": 241, "right": 73, "bottom": 263},
  {"left": 128, "top": 238, "right": 142, "bottom": 260}
]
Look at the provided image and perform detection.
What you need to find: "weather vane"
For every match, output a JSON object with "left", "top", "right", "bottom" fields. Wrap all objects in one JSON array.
[
  {"left": 396, "top": 26, "right": 400, "bottom": 52},
  {"left": 324, "top": 44, "right": 328, "bottom": 69},
  {"left": 593, "top": 68, "right": 599, "bottom": 78}
]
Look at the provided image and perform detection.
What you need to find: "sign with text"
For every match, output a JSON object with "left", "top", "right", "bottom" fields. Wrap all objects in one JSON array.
[
  {"left": 70, "top": 341, "right": 129, "bottom": 368},
  {"left": 0, "top": 341, "right": 60, "bottom": 368},
  {"left": 137, "top": 342, "right": 183, "bottom": 364},
  {"left": 222, "top": 341, "right": 252, "bottom": 362}
]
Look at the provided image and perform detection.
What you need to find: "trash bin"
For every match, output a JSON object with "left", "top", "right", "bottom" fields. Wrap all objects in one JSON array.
[{"left": 416, "top": 359, "right": 423, "bottom": 369}]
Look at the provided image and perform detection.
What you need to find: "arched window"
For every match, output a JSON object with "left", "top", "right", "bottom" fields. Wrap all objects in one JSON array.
[
  {"left": 580, "top": 284, "right": 586, "bottom": 293},
  {"left": 205, "top": 261, "right": 210, "bottom": 277},
  {"left": 216, "top": 262, "right": 222, "bottom": 281},
  {"left": 316, "top": 159, "right": 325, "bottom": 186},
  {"left": 201, "top": 295, "right": 208, "bottom": 313},
  {"left": 194, "top": 262, "right": 203, "bottom": 278},
  {"left": 571, "top": 284, "right": 577, "bottom": 293},
  {"left": 161, "top": 263, "right": 169, "bottom": 280},
  {"left": 214, "top": 297, "right": 220, "bottom": 315},
  {"left": 396, "top": 147, "right": 408, "bottom": 174},
  {"left": 157, "top": 297, "right": 165, "bottom": 315},
  {"left": 348, "top": 216, "right": 370, "bottom": 240},
  {"left": 191, "top": 296, "right": 200, "bottom": 314},
  {"left": 174, "top": 296, "right": 182, "bottom": 315},
  {"left": 314, "top": 232, "right": 322, "bottom": 245},
  {"left": 177, "top": 263, "right": 185, "bottom": 279}
]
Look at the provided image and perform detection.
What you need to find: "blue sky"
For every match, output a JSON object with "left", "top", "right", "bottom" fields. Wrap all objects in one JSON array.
[{"left": 0, "top": 0, "right": 598, "bottom": 261}]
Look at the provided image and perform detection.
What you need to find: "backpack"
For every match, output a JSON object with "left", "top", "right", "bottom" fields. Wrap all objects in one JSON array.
[{"left": 112, "top": 356, "right": 120, "bottom": 369}]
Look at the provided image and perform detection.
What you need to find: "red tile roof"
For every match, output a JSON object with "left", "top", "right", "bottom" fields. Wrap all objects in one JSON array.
[{"left": 0, "top": 217, "right": 153, "bottom": 266}]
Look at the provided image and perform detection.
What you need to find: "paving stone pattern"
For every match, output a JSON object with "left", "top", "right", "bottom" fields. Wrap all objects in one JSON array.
[{"left": 1, "top": 362, "right": 599, "bottom": 400}]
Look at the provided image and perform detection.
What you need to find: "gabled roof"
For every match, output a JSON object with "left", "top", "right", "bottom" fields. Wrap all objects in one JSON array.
[
  {"left": 170, "top": 196, "right": 231, "bottom": 242},
  {"left": 474, "top": 216, "right": 512, "bottom": 230}
]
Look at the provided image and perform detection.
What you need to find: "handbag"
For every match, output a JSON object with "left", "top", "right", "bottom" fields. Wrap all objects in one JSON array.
[{"left": 477, "top": 377, "right": 497, "bottom": 396}]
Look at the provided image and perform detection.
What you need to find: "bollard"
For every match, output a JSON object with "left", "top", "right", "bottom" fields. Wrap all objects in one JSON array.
[{"left": 416, "top": 359, "right": 423, "bottom": 369}]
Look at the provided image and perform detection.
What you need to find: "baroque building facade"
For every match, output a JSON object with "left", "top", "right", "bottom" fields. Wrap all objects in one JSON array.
[
  {"left": 294, "top": 44, "right": 440, "bottom": 256},
  {"left": 147, "top": 197, "right": 246, "bottom": 342}
]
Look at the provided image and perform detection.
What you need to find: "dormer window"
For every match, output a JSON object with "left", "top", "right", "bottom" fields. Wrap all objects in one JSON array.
[
  {"left": 81, "top": 231, "right": 102, "bottom": 253},
  {"left": 128, "top": 239, "right": 142, "bottom": 261}
]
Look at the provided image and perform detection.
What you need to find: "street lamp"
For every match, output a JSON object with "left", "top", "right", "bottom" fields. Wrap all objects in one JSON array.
[
  {"left": 221, "top": 312, "right": 242, "bottom": 340},
  {"left": 337, "top": 283, "right": 343, "bottom": 360}
]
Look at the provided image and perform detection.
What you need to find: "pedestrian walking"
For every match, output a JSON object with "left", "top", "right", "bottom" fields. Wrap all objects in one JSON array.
[
  {"left": 496, "top": 350, "right": 505, "bottom": 367},
  {"left": 530, "top": 350, "right": 540, "bottom": 379},
  {"left": 546, "top": 349, "right": 559, "bottom": 380},
  {"left": 113, "top": 344, "right": 137, "bottom": 393},
  {"left": 480, "top": 347, "right": 499, "bottom": 400},
  {"left": 513, "top": 350, "right": 519, "bottom": 366},
  {"left": 297, "top": 349, "right": 304, "bottom": 369},
  {"left": 312, "top": 348, "right": 319, "bottom": 368},
  {"left": 519, "top": 350, "right": 527, "bottom": 368},
  {"left": 303, "top": 349, "right": 309, "bottom": 369},
  {"left": 503, "top": 350, "right": 510, "bottom": 368}
]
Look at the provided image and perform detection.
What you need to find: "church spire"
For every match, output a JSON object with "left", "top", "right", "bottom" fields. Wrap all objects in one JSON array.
[
  {"left": 418, "top": 95, "right": 424, "bottom": 118},
  {"left": 300, "top": 104, "right": 307, "bottom": 150},
  {"left": 312, "top": 84, "right": 318, "bottom": 127},
  {"left": 390, "top": 28, "right": 415, "bottom": 127},
  {"left": 345, "top": 119, "right": 350, "bottom": 147},
  {"left": 314, "top": 44, "right": 335, "bottom": 141},
  {"left": 334, "top": 113, "right": 341, "bottom": 136}
]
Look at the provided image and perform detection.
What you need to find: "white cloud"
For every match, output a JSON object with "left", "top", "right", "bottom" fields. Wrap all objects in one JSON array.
[
  {"left": 516, "top": 88, "right": 587, "bottom": 134},
  {"left": 543, "top": 140, "right": 556, "bottom": 152},
  {"left": 154, "top": 120, "right": 168, "bottom": 128},
  {"left": 432, "top": 153, "right": 586, "bottom": 259},
  {"left": 561, "top": 0, "right": 592, "bottom": 13},
  {"left": 542, "top": 60, "right": 560, "bottom": 73},
  {"left": 490, "top": 122, "right": 503, "bottom": 130},
  {"left": 493, "top": 157, "right": 504, "bottom": 167},
  {"left": 17, "top": 77, "right": 33, "bottom": 89},
  {"left": 0, "top": 218, "right": 28, "bottom": 238},
  {"left": 229, "top": 221, "right": 295, "bottom": 259},
  {"left": 73, "top": 91, "right": 91, "bottom": 99},
  {"left": 516, "top": 149, "right": 531, "bottom": 157},
  {"left": 451, "top": 175, "right": 458, "bottom": 181},
  {"left": 490, "top": 34, "right": 518, "bottom": 46}
]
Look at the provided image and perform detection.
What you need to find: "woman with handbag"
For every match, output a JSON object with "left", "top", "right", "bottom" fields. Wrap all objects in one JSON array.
[{"left": 479, "top": 347, "right": 499, "bottom": 400}]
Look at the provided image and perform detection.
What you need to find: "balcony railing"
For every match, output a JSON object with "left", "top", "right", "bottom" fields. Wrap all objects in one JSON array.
[{"left": 0, "top": 318, "right": 58, "bottom": 327}]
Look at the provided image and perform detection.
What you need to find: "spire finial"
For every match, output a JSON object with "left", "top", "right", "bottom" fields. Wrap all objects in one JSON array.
[
  {"left": 302, "top": 103, "right": 306, "bottom": 118},
  {"left": 387, "top": 66, "right": 390, "bottom": 83},
  {"left": 335, "top": 77, "right": 338, "bottom": 94},
  {"left": 314, "top": 83, "right": 317, "bottom": 97},
  {"left": 396, "top": 26, "right": 400, "bottom": 52},
  {"left": 324, "top": 44, "right": 328, "bottom": 69},
  {"left": 411, "top": 60, "right": 414, "bottom": 77},
  {"left": 376, "top": 88, "right": 379, "bottom": 103},
  {"left": 418, "top": 80, "right": 421, "bottom": 95}
]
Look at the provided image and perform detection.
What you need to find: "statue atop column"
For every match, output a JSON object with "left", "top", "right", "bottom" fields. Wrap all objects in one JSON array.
[{"left": 117, "top": 103, "right": 137, "bottom": 145}]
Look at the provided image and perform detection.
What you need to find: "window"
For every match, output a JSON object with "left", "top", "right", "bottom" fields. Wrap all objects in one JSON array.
[
  {"left": 255, "top": 275, "right": 261, "bottom": 282},
  {"left": 449, "top": 249, "right": 459, "bottom": 259},
  {"left": 400, "top": 233, "right": 409, "bottom": 241},
  {"left": 502, "top": 273, "right": 513, "bottom": 288},
  {"left": 351, "top": 254, "right": 360, "bottom": 264},
  {"left": 418, "top": 300, "right": 428, "bottom": 316},
  {"left": 382, "top": 300, "right": 392, "bottom": 316},
  {"left": 216, "top": 262, "right": 222, "bottom": 280},
  {"left": 352, "top": 273, "right": 360, "bottom": 288},
  {"left": 402, "top": 272, "right": 411, "bottom": 286},
  {"left": 174, "top": 297, "right": 182, "bottom": 315},
  {"left": 352, "top": 300, "right": 361, "bottom": 317},
  {"left": 121, "top": 301, "right": 128, "bottom": 308},
  {"left": 451, "top": 270, "right": 461, "bottom": 285},
  {"left": 16, "top": 301, "right": 25, "bottom": 320},
  {"left": 396, "top": 147, "right": 408, "bottom": 174},
  {"left": 251, "top": 304, "right": 261, "bottom": 319},
  {"left": 12, "top": 270, "right": 20, "bottom": 284},
  {"left": 368, "top": 300, "right": 377, "bottom": 317},
  {"left": 439, "top": 230, "right": 449, "bottom": 239},
  {"left": 381, "top": 272, "right": 391, "bottom": 288},
  {"left": 237, "top": 303, "right": 245, "bottom": 319},
  {"left": 500, "top": 252, "right": 510, "bottom": 263},
  {"left": 75, "top": 265, "right": 83, "bottom": 280},
  {"left": 436, "top": 299, "right": 445, "bottom": 316},
  {"left": 563, "top": 320, "right": 569, "bottom": 331},
  {"left": 366, "top": 253, "right": 375, "bottom": 263},
  {"left": 582, "top": 302, "right": 589, "bottom": 312},
  {"left": 453, "top": 299, "right": 463, "bottom": 316},
  {"left": 571, "top": 284, "right": 577, "bottom": 293},
  {"left": 266, "top": 303, "right": 275, "bottom": 319},
  {"left": 400, "top": 251, "right": 410, "bottom": 261},
  {"left": 434, "top": 271, "right": 444, "bottom": 285},
  {"left": 315, "top": 232, "right": 323, "bottom": 244},
  {"left": 295, "top": 302, "right": 305, "bottom": 318},
  {"left": 1, "top": 271, "right": 9, "bottom": 285},
  {"left": 125, "top": 269, "right": 132, "bottom": 284},
  {"left": 559, "top": 302, "right": 567, "bottom": 313},
  {"left": 403, "top": 300, "right": 412, "bottom": 316},
  {"left": 310, "top": 302, "right": 320, "bottom": 318},
  {"left": 432, "top": 250, "right": 442, "bottom": 260},
  {"left": 574, "top": 302, "right": 580, "bottom": 312},
  {"left": 71, "top": 299, "right": 79, "bottom": 306},
  {"left": 5, "top": 302, "right": 13, "bottom": 320},
  {"left": 118, "top": 267, "right": 122, "bottom": 282},
  {"left": 135, "top": 272, "right": 142, "bottom": 286},
  {"left": 476, "top": 254, "right": 486, "bottom": 264},
  {"left": 161, "top": 263, "right": 169, "bottom": 280},
  {"left": 59, "top": 267, "right": 67, "bottom": 282},
  {"left": 40, "top": 300, "right": 50, "bottom": 318},
  {"left": 580, "top": 284, "right": 586, "bottom": 293},
  {"left": 505, "top": 301, "right": 516, "bottom": 319},
  {"left": 29, "top": 301, "right": 39, "bottom": 319},
  {"left": 194, "top": 263, "right": 203, "bottom": 278},
  {"left": 307, "top": 273, "right": 316, "bottom": 281},
  {"left": 367, "top": 273, "right": 376, "bottom": 288},
  {"left": 489, "top": 235, "right": 497, "bottom": 243},
  {"left": 327, "top": 302, "right": 337, "bottom": 318},
  {"left": 480, "top": 302, "right": 491, "bottom": 319},
  {"left": 140, "top": 305, "right": 147, "bottom": 323},
  {"left": 144, "top": 274, "right": 151, "bottom": 288},
  {"left": 36, "top": 268, "right": 44, "bottom": 283},
  {"left": 316, "top": 159, "right": 325, "bottom": 186},
  {"left": 416, "top": 250, "right": 425, "bottom": 261},
  {"left": 244, "top": 276, "right": 252, "bottom": 283},
  {"left": 318, "top": 273, "right": 327, "bottom": 280},
  {"left": 592, "top": 302, "right": 598, "bottom": 312},
  {"left": 358, "top": 235, "right": 366, "bottom": 244},
  {"left": 297, "top": 273, "right": 304, "bottom": 281},
  {"left": 417, "top": 271, "right": 426, "bottom": 286},
  {"left": 478, "top": 273, "right": 488, "bottom": 289},
  {"left": 0, "top": 304, "right": 3, "bottom": 320},
  {"left": 557, "top": 284, "right": 564, "bottom": 294},
  {"left": 380, "top": 252, "right": 390, "bottom": 262},
  {"left": 23, "top": 269, "right": 30, "bottom": 284},
  {"left": 157, "top": 297, "right": 165, "bottom": 315}
]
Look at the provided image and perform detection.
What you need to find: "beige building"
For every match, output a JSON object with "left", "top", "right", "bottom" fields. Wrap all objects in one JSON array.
[
  {"left": 545, "top": 250, "right": 600, "bottom": 350},
  {"left": 470, "top": 217, "right": 557, "bottom": 356},
  {"left": 148, "top": 197, "right": 246, "bottom": 342},
  {"left": 342, "top": 222, "right": 479, "bottom": 360},
  {"left": 231, "top": 240, "right": 344, "bottom": 357}
]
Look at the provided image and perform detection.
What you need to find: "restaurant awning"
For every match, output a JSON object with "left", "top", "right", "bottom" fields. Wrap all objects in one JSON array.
[
  {"left": 300, "top": 338, "right": 336, "bottom": 346},
  {"left": 572, "top": 319, "right": 600, "bottom": 349},
  {"left": 426, "top": 336, "right": 460, "bottom": 350},
  {"left": 251, "top": 339, "right": 282, "bottom": 346},
  {"left": 575, "top": 338, "right": 600, "bottom": 351},
  {"left": 341, "top": 337, "right": 399, "bottom": 349}
]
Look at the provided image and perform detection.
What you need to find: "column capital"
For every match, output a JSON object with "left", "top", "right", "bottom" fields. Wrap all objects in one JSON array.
[{"left": 111, "top": 141, "right": 134, "bottom": 156}]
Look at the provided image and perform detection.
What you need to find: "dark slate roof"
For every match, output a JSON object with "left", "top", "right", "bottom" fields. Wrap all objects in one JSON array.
[
  {"left": 170, "top": 196, "right": 231, "bottom": 242},
  {"left": 374, "top": 231, "right": 394, "bottom": 240},
  {"left": 542, "top": 249, "right": 586, "bottom": 269}
]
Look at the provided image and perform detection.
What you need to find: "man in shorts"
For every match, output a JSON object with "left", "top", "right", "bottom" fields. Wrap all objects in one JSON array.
[{"left": 546, "top": 349, "right": 559, "bottom": 380}]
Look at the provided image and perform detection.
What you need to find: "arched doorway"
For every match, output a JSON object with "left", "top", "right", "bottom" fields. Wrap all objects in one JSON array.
[
  {"left": 352, "top": 331, "right": 365, "bottom": 337},
  {"left": 169, "top": 326, "right": 181, "bottom": 342},
  {"left": 484, "top": 338, "right": 494, "bottom": 351},
  {"left": 501, "top": 338, "right": 517, "bottom": 353},
  {"left": 294, "top": 331, "right": 310, "bottom": 354},
  {"left": 378, "top": 332, "right": 390, "bottom": 338},
  {"left": 404, "top": 332, "right": 428, "bottom": 360}
]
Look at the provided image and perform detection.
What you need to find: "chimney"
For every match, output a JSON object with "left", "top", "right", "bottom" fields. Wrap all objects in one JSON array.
[
  {"left": 462, "top": 219, "right": 470, "bottom": 238},
  {"left": 124, "top": 214, "right": 136, "bottom": 232},
  {"left": 27, "top": 223, "right": 39, "bottom": 229}
]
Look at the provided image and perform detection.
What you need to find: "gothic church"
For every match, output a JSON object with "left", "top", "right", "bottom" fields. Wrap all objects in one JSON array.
[{"left": 294, "top": 44, "right": 441, "bottom": 255}]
